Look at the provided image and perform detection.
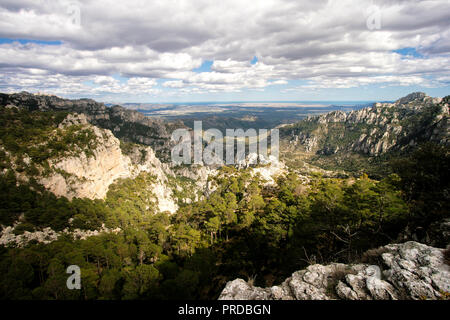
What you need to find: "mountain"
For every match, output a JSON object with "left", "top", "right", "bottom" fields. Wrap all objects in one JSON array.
[
  {"left": 280, "top": 92, "right": 449, "bottom": 176},
  {"left": 0, "top": 91, "right": 448, "bottom": 300},
  {"left": 0, "top": 109, "right": 181, "bottom": 215},
  {"left": 0, "top": 92, "right": 185, "bottom": 160}
]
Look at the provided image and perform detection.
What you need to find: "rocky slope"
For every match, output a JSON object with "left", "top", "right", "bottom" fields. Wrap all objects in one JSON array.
[
  {"left": 7, "top": 112, "right": 179, "bottom": 214},
  {"left": 242, "top": 154, "right": 288, "bottom": 186},
  {"left": 0, "top": 91, "right": 185, "bottom": 159},
  {"left": 219, "top": 241, "right": 450, "bottom": 300},
  {"left": 282, "top": 92, "right": 449, "bottom": 156}
]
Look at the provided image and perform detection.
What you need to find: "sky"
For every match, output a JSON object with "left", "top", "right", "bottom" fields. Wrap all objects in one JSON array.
[{"left": 0, "top": 0, "right": 449, "bottom": 103}]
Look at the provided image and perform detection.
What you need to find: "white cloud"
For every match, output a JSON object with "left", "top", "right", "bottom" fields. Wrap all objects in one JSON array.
[
  {"left": 163, "top": 80, "right": 184, "bottom": 88},
  {"left": 0, "top": 0, "right": 449, "bottom": 98},
  {"left": 285, "top": 75, "right": 438, "bottom": 91}
]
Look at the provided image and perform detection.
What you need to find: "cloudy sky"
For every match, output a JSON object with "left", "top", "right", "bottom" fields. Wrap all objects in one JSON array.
[{"left": 0, "top": 0, "right": 449, "bottom": 102}]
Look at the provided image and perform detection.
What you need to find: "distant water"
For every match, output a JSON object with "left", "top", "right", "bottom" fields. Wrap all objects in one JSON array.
[{"left": 136, "top": 100, "right": 378, "bottom": 106}]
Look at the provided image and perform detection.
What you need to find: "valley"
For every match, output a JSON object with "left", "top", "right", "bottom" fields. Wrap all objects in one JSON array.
[
  {"left": 131, "top": 101, "right": 373, "bottom": 133},
  {"left": 0, "top": 91, "right": 448, "bottom": 300}
]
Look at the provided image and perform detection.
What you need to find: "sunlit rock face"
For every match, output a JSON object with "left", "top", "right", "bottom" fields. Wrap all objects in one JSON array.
[
  {"left": 248, "top": 154, "right": 287, "bottom": 186},
  {"left": 285, "top": 92, "right": 449, "bottom": 156},
  {"left": 219, "top": 241, "right": 450, "bottom": 300},
  {"left": 37, "top": 113, "right": 178, "bottom": 214},
  {"left": 40, "top": 115, "right": 132, "bottom": 200},
  {"left": 0, "top": 223, "right": 121, "bottom": 248}
]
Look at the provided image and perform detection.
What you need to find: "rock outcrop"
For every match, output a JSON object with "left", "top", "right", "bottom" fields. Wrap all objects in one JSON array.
[
  {"left": 0, "top": 223, "right": 121, "bottom": 248},
  {"left": 15, "top": 113, "right": 179, "bottom": 214},
  {"left": 248, "top": 154, "right": 287, "bottom": 186},
  {"left": 0, "top": 91, "right": 186, "bottom": 159},
  {"left": 39, "top": 113, "right": 132, "bottom": 200},
  {"left": 219, "top": 241, "right": 450, "bottom": 300},
  {"left": 283, "top": 92, "right": 449, "bottom": 156}
]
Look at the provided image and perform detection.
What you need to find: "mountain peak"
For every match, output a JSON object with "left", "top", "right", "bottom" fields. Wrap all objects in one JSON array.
[{"left": 395, "top": 92, "right": 428, "bottom": 105}]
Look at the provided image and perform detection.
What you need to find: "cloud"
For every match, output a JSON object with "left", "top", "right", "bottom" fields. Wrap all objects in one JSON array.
[
  {"left": 163, "top": 80, "right": 184, "bottom": 88},
  {"left": 0, "top": 70, "right": 161, "bottom": 98},
  {"left": 0, "top": 0, "right": 449, "bottom": 98},
  {"left": 284, "top": 75, "right": 440, "bottom": 91}
]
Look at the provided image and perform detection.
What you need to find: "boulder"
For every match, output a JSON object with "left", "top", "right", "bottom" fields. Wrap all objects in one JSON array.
[{"left": 219, "top": 241, "right": 450, "bottom": 300}]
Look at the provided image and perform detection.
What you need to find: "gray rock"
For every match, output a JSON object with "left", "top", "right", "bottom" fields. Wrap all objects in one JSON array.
[
  {"left": 282, "top": 92, "right": 449, "bottom": 157},
  {"left": 218, "top": 241, "right": 450, "bottom": 300},
  {"left": 219, "top": 279, "right": 272, "bottom": 300}
]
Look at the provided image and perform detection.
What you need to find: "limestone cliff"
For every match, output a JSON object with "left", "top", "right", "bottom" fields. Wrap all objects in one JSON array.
[
  {"left": 0, "top": 91, "right": 186, "bottom": 159},
  {"left": 219, "top": 241, "right": 450, "bottom": 300},
  {"left": 283, "top": 92, "right": 449, "bottom": 156},
  {"left": 20, "top": 113, "right": 178, "bottom": 214}
]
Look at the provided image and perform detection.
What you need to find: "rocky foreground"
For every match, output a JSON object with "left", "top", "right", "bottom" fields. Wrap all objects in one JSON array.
[{"left": 219, "top": 241, "right": 450, "bottom": 300}]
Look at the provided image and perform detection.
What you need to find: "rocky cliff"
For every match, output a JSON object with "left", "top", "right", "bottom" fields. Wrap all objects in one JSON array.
[
  {"left": 10, "top": 113, "right": 179, "bottom": 214},
  {"left": 219, "top": 241, "right": 450, "bottom": 300},
  {"left": 283, "top": 92, "right": 449, "bottom": 156},
  {"left": 0, "top": 91, "right": 185, "bottom": 159}
]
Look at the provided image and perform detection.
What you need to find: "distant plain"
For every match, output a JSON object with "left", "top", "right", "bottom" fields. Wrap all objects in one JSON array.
[{"left": 118, "top": 101, "right": 380, "bottom": 131}]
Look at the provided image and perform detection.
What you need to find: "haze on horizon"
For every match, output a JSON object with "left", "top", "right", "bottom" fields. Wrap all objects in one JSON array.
[{"left": 0, "top": 0, "right": 449, "bottom": 103}]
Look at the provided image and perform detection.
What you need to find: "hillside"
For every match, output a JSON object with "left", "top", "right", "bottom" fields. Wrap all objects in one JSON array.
[
  {"left": 0, "top": 92, "right": 185, "bottom": 160},
  {"left": 280, "top": 92, "right": 449, "bottom": 177},
  {"left": 0, "top": 107, "right": 182, "bottom": 213},
  {"left": 0, "top": 92, "right": 448, "bottom": 300}
]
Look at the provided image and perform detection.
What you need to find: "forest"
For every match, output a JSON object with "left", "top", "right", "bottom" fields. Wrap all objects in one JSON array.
[{"left": 0, "top": 142, "right": 448, "bottom": 299}]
